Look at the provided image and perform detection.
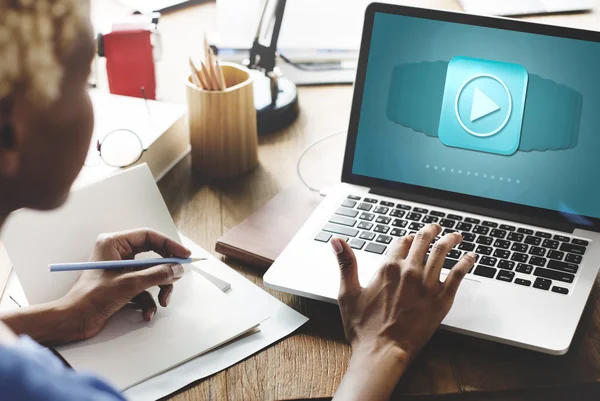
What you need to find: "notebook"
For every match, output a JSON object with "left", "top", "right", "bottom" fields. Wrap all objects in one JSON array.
[{"left": 1, "top": 164, "right": 266, "bottom": 390}]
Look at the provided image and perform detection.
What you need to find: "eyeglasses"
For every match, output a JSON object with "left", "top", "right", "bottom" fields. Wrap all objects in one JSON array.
[{"left": 85, "top": 129, "right": 145, "bottom": 168}]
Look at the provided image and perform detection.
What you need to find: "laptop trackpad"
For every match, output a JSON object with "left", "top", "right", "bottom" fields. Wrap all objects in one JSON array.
[{"left": 442, "top": 277, "right": 481, "bottom": 324}]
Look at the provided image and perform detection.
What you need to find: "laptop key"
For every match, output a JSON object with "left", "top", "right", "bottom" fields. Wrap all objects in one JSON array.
[
  {"left": 357, "top": 203, "right": 373, "bottom": 211},
  {"left": 499, "top": 224, "right": 516, "bottom": 231},
  {"left": 341, "top": 199, "right": 357, "bottom": 208},
  {"left": 511, "top": 252, "right": 528, "bottom": 262},
  {"left": 447, "top": 214, "right": 463, "bottom": 221},
  {"left": 476, "top": 236, "right": 493, "bottom": 245},
  {"left": 490, "top": 229, "right": 507, "bottom": 239},
  {"left": 465, "top": 217, "right": 481, "bottom": 224},
  {"left": 359, "top": 212, "right": 375, "bottom": 221},
  {"left": 462, "top": 233, "right": 476, "bottom": 242},
  {"left": 390, "top": 228, "right": 406, "bottom": 237},
  {"left": 396, "top": 204, "right": 411, "bottom": 210},
  {"left": 448, "top": 249, "right": 462, "bottom": 259},
  {"left": 409, "top": 222, "right": 425, "bottom": 231},
  {"left": 359, "top": 231, "right": 376, "bottom": 241},
  {"left": 474, "top": 265, "right": 497, "bottom": 278},
  {"left": 365, "top": 242, "right": 386, "bottom": 254},
  {"left": 552, "top": 286, "right": 569, "bottom": 295},
  {"left": 565, "top": 253, "right": 582, "bottom": 264},
  {"left": 323, "top": 223, "right": 359, "bottom": 237},
  {"left": 336, "top": 207, "right": 358, "bottom": 218},
  {"left": 314, "top": 232, "right": 332, "bottom": 243},
  {"left": 329, "top": 215, "right": 357, "bottom": 227},
  {"left": 547, "top": 260, "right": 579, "bottom": 274},
  {"left": 534, "top": 267, "right": 574, "bottom": 283},
  {"left": 456, "top": 222, "right": 473, "bottom": 231},
  {"left": 376, "top": 216, "right": 391, "bottom": 224},
  {"left": 390, "top": 209, "right": 405, "bottom": 218},
  {"left": 517, "top": 228, "right": 534, "bottom": 235},
  {"left": 349, "top": 239, "right": 366, "bottom": 250},
  {"left": 443, "top": 229, "right": 457, "bottom": 236},
  {"left": 493, "top": 249, "right": 510, "bottom": 259},
  {"left": 560, "top": 243, "right": 587, "bottom": 256},
  {"left": 473, "top": 226, "right": 489, "bottom": 235},
  {"left": 498, "top": 260, "right": 515, "bottom": 270},
  {"left": 376, "top": 235, "right": 393, "bottom": 245},
  {"left": 572, "top": 239, "right": 589, "bottom": 247},
  {"left": 515, "top": 278, "right": 531, "bottom": 287},
  {"left": 535, "top": 231, "right": 552, "bottom": 239},
  {"left": 364, "top": 198, "right": 378, "bottom": 204},
  {"left": 380, "top": 201, "right": 394, "bottom": 207},
  {"left": 507, "top": 232, "right": 524, "bottom": 242},
  {"left": 482, "top": 221, "right": 498, "bottom": 228},
  {"left": 496, "top": 270, "right": 515, "bottom": 283},
  {"left": 476, "top": 245, "right": 493, "bottom": 255},
  {"left": 392, "top": 219, "right": 408, "bottom": 228},
  {"left": 529, "top": 256, "right": 547, "bottom": 267},
  {"left": 347, "top": 195, "right": 361, "bottom": 200},
  {"left": 374, "top": 225, "right": 390, "bottom": 234},
  {"left": 439, "top": 219, "right": 456, "bottom": 228},
  {"left": 430, "top": 211, "right": 445, "bottom": 217},
  {"left": 511, "top": 243, "right": 528, "bottom": 253},
  {"left": 494, "top": 239, "right": 510, "bottom": 249},
  {"left": 529, "top": 246, "right": 546, "bottom": 257},
  {"left": 547, "top": 250, "right": 564, "bottom": 260},
  {"left": 422, "top": 215, "right": 439, "bottom": 224},
  {"left": 357, "top": 221, "right": 373, "bottom": 230},
  {"left": 533, "top": 278, "right": 552, "bottom": 291},
  {"left": 406, "top": 213, "right": 422, "bottom": 221},
  {"left": 516, "top": 263, "right": 533, "bottom": 274},
  {"left": 525, "top": 236, "right": 542, "bottom": 246},
  {"left": 542, "top": 239, "right": 559, "bottom": 250},
  {"left": 414, "top": 207, "right": 428, "bottom": 214},
  {"left": 554, "top": 235, "right": 570, "bottom": 242},
  {"left": 458, "top": 242, "right": 476, "bottom": 251},
  {"left": 480, "top": 256, "right": 497, "bottom": 267},
  {"left": 374, "top": 206, "right": 389, "bottom": 215}
]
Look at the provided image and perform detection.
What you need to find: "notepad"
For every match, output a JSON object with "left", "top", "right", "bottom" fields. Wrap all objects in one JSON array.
[{"left": 1, "top": 164, "right": 267, "bottom": 390}]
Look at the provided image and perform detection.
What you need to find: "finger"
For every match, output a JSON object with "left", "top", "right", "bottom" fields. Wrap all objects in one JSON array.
[
  {"left": 131, "top": 291, "right": 157, "bottom": 321},
  {"left": 442, "top": 252, "right": 477, "bottom": 300},
  {"left": 407, "top": 224, "right": 442, "bottom": 265},
  {"left": 106, "top": 229, "right": 192, "bottom": 259},
  {"left": 424, "top": 232, "right": 463, "bottom": 285},
  {"left": 331, "top": 237, "right": 362, "bottom": 299},
  {"left": 384, "top": 235, "right": 414, "bottom": 263},
  {"left": 158, "top": 284, "right": 174, "bottom": 307},
  {"left": 124, "top": 263, "right": 184, "bottom": 294}
]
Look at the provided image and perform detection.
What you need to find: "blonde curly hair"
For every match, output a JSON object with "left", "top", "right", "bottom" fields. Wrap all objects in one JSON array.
[{"left": 0, "top": 0, "right": 90, "bottom": 107}]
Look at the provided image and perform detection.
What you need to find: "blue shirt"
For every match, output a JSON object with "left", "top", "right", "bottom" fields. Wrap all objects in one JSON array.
[{"left": 0, "top": 336, "right": 125, "bottom": 401}]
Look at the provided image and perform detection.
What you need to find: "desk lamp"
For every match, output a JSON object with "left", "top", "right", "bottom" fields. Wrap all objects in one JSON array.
[{"left": 246, "top": 0, "right": 299, "bottom": 134}]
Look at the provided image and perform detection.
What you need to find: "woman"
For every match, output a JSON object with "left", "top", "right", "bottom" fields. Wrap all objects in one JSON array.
[{"left": 0, "top": 1, "right": 476, "bottom": 400}]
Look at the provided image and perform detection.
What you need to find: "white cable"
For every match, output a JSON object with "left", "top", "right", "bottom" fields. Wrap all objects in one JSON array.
[{"left": 296, "top": 130, "right": 346, "bottom": 193}]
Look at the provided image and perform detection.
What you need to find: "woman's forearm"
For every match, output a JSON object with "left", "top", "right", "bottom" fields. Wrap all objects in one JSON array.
[
  {"left": 0, "top": 299, "right": 80, "bottom": 345},
  {"left": 334, "top": 343, "right": 410, "bottom": 401}
]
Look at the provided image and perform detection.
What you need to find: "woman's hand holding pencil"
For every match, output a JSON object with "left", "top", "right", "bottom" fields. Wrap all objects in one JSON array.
[{"left": 189, "top": 35, "right": 227, "bottom": 91}]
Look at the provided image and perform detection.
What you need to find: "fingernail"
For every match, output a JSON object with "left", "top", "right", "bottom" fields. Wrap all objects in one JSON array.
[
  {"left": 330, "top": 238, "right": 344, "bottom": 255},
  {"left": 149, "top": 310, "right": 155, "bottom": 321},
  {"left": 467, "top": 252, "right": 477, "bottom": 260},
  {"left": 165, "top": 291, "right": 172, "bottom": 306},
  {"left": 171, "top": 264, "right": 184, "bottom": 279}
]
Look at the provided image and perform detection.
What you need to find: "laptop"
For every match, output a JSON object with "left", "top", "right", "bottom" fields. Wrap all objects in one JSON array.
[
  {"left": 459, "top": 0, "right": 594, "bottom": 17},
  {"left": 264, "top": 3, "right": 600, "bottom": 355}
]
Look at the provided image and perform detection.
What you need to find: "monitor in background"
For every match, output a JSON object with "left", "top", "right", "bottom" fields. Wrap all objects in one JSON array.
[{"left": 351, "top": 11, "right": 600, "bottom": 222}]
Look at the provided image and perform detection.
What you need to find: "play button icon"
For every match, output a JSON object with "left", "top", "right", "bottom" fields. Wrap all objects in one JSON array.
[{"left": 470, "top": 87, "right": 500, "bottom": 122}]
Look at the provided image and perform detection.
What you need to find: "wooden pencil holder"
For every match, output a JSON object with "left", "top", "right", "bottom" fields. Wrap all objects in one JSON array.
[{"left": 186, "top": 62, "right": 259, "bottom": 179}]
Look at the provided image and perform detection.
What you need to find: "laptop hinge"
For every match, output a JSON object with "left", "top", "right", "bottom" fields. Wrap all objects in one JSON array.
[{"left": 370, "top": 187, "right": 575, "bottom": 234}]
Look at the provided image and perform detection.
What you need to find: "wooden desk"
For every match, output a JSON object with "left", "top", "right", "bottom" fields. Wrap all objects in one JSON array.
[{"left": 90, "top": 1, "right": 600, "bottom": 400}]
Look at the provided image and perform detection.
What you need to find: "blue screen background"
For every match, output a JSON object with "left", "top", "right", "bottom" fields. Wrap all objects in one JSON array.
[{"left": 352, "top": 13, "right": 600, "bottom": 220}]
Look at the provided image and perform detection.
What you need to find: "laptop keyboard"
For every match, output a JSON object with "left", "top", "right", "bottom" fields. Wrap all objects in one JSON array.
[{"left": 314, "top": 194, "right": 591, "bottom": 295}]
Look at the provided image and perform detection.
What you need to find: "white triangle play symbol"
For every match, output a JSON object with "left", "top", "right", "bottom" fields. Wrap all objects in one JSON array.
[{"left": 470, "top": 87, "right": 500, "bottom": 122}]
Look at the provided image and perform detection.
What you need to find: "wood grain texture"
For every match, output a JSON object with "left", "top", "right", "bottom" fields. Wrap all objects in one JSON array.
[{"left": 89, "top": 1, "right": 600, "bottom": 400}]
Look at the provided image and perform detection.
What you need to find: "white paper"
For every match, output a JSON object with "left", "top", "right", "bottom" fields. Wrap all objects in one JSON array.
[
  {"left": 1, "top": 164, "right": 195, "bottom": 305},
  {"left": 58, "top": 269, "right": 262, "bottom": 390},
  {"left": 124, "top": 234, "right": 309, "bottom": 401}
]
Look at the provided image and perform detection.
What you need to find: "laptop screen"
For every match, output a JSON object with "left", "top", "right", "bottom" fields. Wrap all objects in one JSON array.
[{"left": 350, "top": 10, "right": 600, "bottom": 224}]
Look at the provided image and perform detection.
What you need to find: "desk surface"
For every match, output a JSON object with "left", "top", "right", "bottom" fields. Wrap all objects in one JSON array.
[{"left": 90, "top": 1, "right": 600, "bottom": 400}]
